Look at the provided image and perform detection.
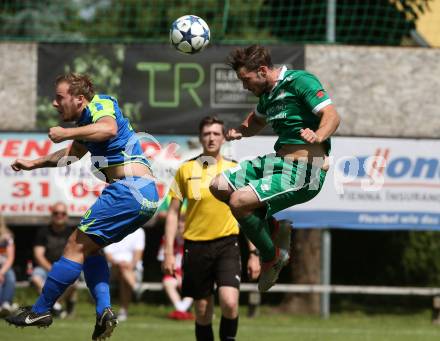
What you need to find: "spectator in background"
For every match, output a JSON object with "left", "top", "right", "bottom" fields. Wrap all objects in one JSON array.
[
  {"left": 31, "top": 202, "right": 77, "bottom": 318},
  {"left": 0, "top": 215, "right": 17, "bottom": 317},
  {"left": 157, "top": 196, "right": 193, "bottom": 320},
  {"left": 104, "top": 227, "right": 145, "bottom": 322}
]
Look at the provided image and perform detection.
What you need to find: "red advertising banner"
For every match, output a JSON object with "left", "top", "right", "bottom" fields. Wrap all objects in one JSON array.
[{"left": 0, "top": 133, "right": 204, "bottom": 217}]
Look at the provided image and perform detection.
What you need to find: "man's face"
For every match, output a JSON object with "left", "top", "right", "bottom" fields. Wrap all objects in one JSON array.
[
  {"left": 199, "top": 123, "right": 225, "bottom": 155},
  {"left": 52, "top": 82, "right": 84, "bottom": 122},
  {"left": 50, "top": 204, "right": 68, "bottom": 227},
  {"left": 236, "top": 66, "right": 270, "bottom": 97}
]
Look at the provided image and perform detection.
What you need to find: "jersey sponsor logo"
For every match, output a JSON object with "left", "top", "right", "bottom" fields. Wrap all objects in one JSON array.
[
  {"left": 267, "top": 112, "right": 287, "bottom": 121},
  {"left": 266, "top": 103, "right": 286, "bottom": 116}
]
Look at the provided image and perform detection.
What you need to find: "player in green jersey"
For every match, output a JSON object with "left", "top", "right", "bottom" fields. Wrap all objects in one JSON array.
[{"left": 210, "top": 45, "right": 341, "bottom": 292}]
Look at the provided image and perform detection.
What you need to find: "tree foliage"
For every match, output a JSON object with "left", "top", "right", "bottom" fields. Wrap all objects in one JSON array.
[
  {"left": 0, "top": 0, "right": 434, "bottom": 45},
  {"left": 332, "top": 230, "right": 440, "bottom": 287}
]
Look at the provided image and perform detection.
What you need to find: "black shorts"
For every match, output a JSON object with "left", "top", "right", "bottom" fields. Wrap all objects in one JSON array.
[{"left": 182, "top": 235, "right": 241, "bottom": 299}]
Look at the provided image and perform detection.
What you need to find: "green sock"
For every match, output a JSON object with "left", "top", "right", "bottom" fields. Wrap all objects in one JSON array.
[
  {"left": 254, "top": 209, "right": 277, "bottom": 235},
  {"left": 238, "top": 214, "right": 275, "bottom": 262}
]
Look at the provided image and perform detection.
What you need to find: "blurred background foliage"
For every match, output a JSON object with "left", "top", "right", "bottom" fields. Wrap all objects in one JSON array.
[{"left": 0, "top": 0, "right": 434, "bottom": 45}]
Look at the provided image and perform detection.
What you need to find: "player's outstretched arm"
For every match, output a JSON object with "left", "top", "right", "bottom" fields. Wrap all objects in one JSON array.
[
  {"left": 49, "top": 116, "right": 117, "bottom": 143},
  {"left": 247, "top": 241, "right": 261, "bottom": 281},
  {"left": 163, "top": 198, "right": 182, "bottom": 276},
  {"left": 10, "top": 140, "right": 88, "bottom": 171},
  {"left": 226, "top": 111, "right": 267, "bottom": 141}
]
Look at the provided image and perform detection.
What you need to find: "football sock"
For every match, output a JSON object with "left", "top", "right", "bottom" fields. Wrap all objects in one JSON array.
[
  {"left": 32, "top": 257, "right": 82, "bottom": 314},
  {"left": 195, "top": 322, "right": 214, "bottom": 341},
  {"left": 83, "top": 255, "right": 111, "bottom": 315},
  {"left": 220, "top": 316, "right": 238, "bottom": 341},
  {"left": 238, "top": 214, "right": 275, "bottom": 262}
]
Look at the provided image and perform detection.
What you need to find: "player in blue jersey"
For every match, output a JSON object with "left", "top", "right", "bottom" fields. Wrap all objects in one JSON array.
[{"left": 6, "top": 73, "right": 159, "bottom": 340}]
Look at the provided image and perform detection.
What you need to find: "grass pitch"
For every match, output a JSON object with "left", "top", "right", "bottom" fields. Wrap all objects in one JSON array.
[{"left": 1, "top": 291, "right": 440, "bottom": 341}]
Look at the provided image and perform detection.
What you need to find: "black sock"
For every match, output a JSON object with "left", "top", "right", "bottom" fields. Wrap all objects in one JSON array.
[
  {"left": 219, "top": 316, "right": 238, "bottom": 341},
  {"left": 196, "top": 322, "right": 214, "bottom": 341}
]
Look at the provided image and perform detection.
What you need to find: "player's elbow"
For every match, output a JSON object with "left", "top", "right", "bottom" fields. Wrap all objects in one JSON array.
[
  {"left": 107, "top": 125, "right": 118, "bottom": 139},
  {"left": 100, "top": 125, "right": 117, "bottom": 141}
]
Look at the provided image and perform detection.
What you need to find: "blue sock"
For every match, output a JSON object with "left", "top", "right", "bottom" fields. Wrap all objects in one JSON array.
[
  {"left": 32, "top": 257, "right": 82, "bottom": 314},
  {"left": 83, "top": 255, "right": 111, "bottom": 315}
]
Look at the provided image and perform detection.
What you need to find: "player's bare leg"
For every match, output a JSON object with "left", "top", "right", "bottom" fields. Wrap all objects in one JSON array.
[
  {"left": 218, "top": 286, "right": 239, "bottom": 340},
  {"left": 194, "top": 296, "right": 215, "bottom": 340}
]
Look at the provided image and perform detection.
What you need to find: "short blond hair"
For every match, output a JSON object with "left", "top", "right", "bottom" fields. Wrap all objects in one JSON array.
[{"left": 55, "top": 73, "right": 95, "bottom": 101}]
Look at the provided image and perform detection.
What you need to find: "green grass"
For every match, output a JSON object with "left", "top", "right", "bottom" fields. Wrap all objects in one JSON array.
[{"left": 2, "top": 292, "right": 440, "bottom": 341}]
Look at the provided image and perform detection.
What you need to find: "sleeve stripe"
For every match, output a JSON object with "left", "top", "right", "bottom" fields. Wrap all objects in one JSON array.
[
  {"left": 90, "top": 99, "right": 116, "bottom": 123},
  {"left": 312, "top": 99, "right": 332, "bottom": 114}
]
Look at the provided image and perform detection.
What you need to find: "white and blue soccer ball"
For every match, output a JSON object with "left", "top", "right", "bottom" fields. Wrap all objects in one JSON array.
[{"left": 170, "top": 15, "right": 210, "bottom": 54}]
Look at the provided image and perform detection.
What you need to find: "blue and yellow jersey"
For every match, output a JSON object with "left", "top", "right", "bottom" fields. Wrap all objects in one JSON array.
[{"left": 76, "top": 94, "right": 150, "bottom": 174}]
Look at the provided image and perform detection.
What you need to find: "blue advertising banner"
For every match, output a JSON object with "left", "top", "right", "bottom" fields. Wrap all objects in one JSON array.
[{"left": 232, "top": 136, "right": 440, "bottom": 231}]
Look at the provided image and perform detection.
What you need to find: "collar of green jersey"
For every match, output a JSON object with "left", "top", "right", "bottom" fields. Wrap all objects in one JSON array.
[{"left": 270, "top": 65, "right": 287, "bottom": 93}]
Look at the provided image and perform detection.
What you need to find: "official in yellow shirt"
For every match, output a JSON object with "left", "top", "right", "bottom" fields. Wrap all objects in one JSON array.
[{"left": 163, "top": 116, "right": 260, "bottom": 341}]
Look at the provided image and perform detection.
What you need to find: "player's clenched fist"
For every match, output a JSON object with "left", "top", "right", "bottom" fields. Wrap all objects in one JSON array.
[
  {"left": 11, "top": 159, "right": 36, "bottom": 171},
  {"left": 225, "top": 128, "right": 243, "bottom": 141},
  {"left": 300, "top": 128, "right": 321, "bottom": 144},
  {"left": 48, "top": 126, "right": 69, "bottom": 143}
]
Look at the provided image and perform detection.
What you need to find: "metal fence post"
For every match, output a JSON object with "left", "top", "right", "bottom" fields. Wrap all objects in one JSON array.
[
  {"left": 326, "top": 0, "right": 337, "bottom": 43},
  {"left": 321, "top": 229, "right": 332, "bottom": 318}
]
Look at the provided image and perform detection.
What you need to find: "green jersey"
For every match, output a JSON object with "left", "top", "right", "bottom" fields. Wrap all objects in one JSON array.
[{"left": 255, "top": 66, "right": 332, "bottom": 153}]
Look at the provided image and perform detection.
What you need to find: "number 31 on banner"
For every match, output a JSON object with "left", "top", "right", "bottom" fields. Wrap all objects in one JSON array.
[{"left": 12, "top": 181, "right": 103, "bottom": 198}]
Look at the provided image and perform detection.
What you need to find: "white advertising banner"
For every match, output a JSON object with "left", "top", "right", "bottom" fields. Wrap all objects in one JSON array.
[
  {"left": 232, "top": 136, "right": 440, "bottom": 230},
  {"left": 1, "top": 133, "right": 439, "bottom": 230}
]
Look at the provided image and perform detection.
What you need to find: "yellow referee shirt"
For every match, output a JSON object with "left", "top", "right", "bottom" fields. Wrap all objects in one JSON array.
[{"left": 169, "top": 155, "right": 239, "bottom": 241}]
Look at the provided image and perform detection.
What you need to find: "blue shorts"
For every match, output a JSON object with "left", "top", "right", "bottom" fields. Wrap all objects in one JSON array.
[{"left": 78, "top": 176, "right": 159, "bottom": 246}]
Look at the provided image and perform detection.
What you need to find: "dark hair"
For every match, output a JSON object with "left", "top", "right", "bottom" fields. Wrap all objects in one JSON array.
[
  {"left": 198, "top": 116, "right": 225, "bottom": 135},
  {"left": 55, "top": 73, "right": 95, "bottom": 101},
  {"left": 226, "top": 45, "right": 273, "bottom": 72}
]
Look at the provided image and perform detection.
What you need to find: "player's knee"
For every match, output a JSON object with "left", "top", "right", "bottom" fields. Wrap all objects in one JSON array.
[
  {"left": 209, "top": 175, "right": 232, "bottom": 203},
  {"left": 194, "top": 300, "right": 213, "bottom": 323},
  {"left": 229, "top": 191, "right": 246, "bottom": 216},
  {"left": 64, "top": 234, "right": 83, "bottom": 256},
  {"left": 63, "top": 231, "right": 92, "bottom": 259},
  {"left": 220, "top": 298, "right": 238, "bottom": 318}
]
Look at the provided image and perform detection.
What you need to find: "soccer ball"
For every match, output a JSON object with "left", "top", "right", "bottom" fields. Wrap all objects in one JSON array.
[{"left": 170, "top": 15, "right": 210, "bottom": 54}]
